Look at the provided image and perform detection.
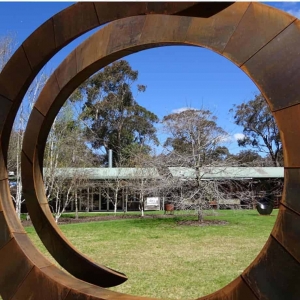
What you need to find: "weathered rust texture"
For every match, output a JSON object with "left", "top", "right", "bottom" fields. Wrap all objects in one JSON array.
[
  {"left": 241, "top": 19, "right": 300, "bottom": 112},
  {"left": 173, "top": 2, "right": 233, "bottom": 18},
  {"left": 22, "top": 108, "right": 45, "bottom": 163},
  {"left": 210, "top": 277, "right": 257, "bottom": 300},
  {"left": 0, "top": 238, "right": 35, "bottom": 300},
  {"left": 280, "top": 168, "right": 300, "bottom": 215},
  {"left": 55, "top": 51, "right": 78, "bottom": 91},
  {"left": 0, "top": 96, "right": 12, "bottom": 136},
  {"left": 0, "top": 233, "right": 54, "bottom": 300},
  {"left": 92, "top": 2, "right": 231, "bottom": 23},
  {"left": 34, "top": 76, "right": 60, "bottom": 117},
  {"left": 223, "top": 2, "right": 296, "bottom": 66},
  {"left": 243, "top": 237, "right": 300, "bottom": 299},
  {"left": 272, "top": 205, "right": 300, "bottom": 263},
  {"left": 185, "top": 2, "right": 250, "bottom": 55},
  {"left": 0, "top": 143, "right": 8, "bottom": 181},
  {"left": 108, "top": 16, "right": 148, "bottom": 53},
  {"left": 22, "top": 18, "right": 56, "bottom": 71},
  {"left": 0, "top": 47, "right": 32, "bottom": 102},
  {"left": 0, "top": 211, "right": 11, "bottom": 249},
  {"left": 195, "top": 276, "right": 258, "bottom": 300},
  {"left": 138, "top": 15, "right": 191, "bottom": 46},
  {"left": 13, "top": 233, "right": 52, "bottom": 268},
  {"left": 53, "top": 3, "right": 100, "bottom": 48},
  {"left": 229, "top": 280, "right": 257, "bottom": 300},
  {"left": 0, "top": 2, "right": 300, "bottom": 300},
  {"left": 0, "top": 180, "right": 25, "bottom": 234},
  {"left": 64, "top": 287, "right": 155, "bottom": 300},
  {"left": 11, "top": 267, "right": 71, "bottom": 300},
  {"left": 273, "top": 104, "right": 300, "bottom": 167}
]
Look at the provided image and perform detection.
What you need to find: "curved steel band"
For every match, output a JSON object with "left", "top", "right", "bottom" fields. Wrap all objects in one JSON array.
[{"left": 1, "top": 2, "right": 300, "bottom": 299}]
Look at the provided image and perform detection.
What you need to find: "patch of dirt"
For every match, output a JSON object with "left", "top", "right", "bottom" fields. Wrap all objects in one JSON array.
[
  {"left": 22, "top": 220, "right": 33, "bottom": 227},
  {"left": 21, "top": 213, "right": 177, "bottom": 227},
  {"left": 176, "top": 220, "right": 228, "bottom": 227},
  {"left": 21, "top": 213, "right": 228, "bottom": 227}
]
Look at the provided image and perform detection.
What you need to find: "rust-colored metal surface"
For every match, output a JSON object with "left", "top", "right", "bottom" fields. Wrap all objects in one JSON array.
[{"left": 1, "top": 2, "right": 300, "bottom": 299}]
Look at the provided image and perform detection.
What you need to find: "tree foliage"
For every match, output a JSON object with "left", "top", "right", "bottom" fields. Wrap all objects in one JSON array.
[
  {"left": 43, "top": 101, "right": 98, "bottom": 221},
  {"left": 0, "top": 33, "right": 16, "bottom": 71},
  {"left": 230, "top": 93, "right": 283, "bottom": 166},
  {"left": 161, "top": 108, "right": 232, "bottom": 222},
  {"left": 72, "top": 60, "right": 159, "bottom": 166},
  {"left": 162, "top": 109, "right": 229, "bottom": 167},
  {"left": 231, "top": 149, "right": 263, "bottom": 166},
  {"left": 44, "top": 101, "right": 99, "bottom": 169}
]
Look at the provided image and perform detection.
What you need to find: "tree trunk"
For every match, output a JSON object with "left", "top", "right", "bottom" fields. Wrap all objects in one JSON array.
[
  {"left": 86, "top": 187, "right": 90, "bottom": 212},
  {"left": 55, "top": 214, "right": 60, "bottom": 223},
  {"left": 55, "top": 191, "right": 60, "bottom": 223},
  {"left": 197, "top": 205, "right": 203, "bottom": 223},
  {"left": 141, "top": 206, "right": 144, "bottom": 217},
  {"left": 140, "top": 192, "right": 144, "bottom": 217},
  {"left": 125, "top": 192, "right": 128, "bottom": 213},
  {"left": 114, "top": 191, "right": 118, "bottom": 216},
  {"left": 15, "top": 180, "right": 22, "bottom": 220},
  {"left": 75, "top": 190, "right": 78, "bottom": 220},
  {"left": 15, "top": 199, "right": 21, "bottom": 220}
]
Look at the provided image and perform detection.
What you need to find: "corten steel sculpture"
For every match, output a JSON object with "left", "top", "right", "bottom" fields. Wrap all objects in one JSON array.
[{"left": 1, "top": 2, "right": 300, "bottom": 300}]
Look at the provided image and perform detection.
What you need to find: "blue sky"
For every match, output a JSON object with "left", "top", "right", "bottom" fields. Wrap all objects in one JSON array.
[{"left": 0, "top": 1, "right": 299, "bottom": 155}]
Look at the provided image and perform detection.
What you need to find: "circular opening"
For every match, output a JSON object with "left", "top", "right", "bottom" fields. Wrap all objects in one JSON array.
[{"left": 36, "top": 46, "right": 283, "bottom": 299}]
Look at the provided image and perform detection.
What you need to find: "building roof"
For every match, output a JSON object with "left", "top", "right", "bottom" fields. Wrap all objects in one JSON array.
[
  {"left": 169, "top": 167, "right": 284, "bottom": 179},
  {"left": 40, "top": 167, "right": 284, "bottom": 180},
  {"left": 45, "top": 167, "right": 161, "bottom": 180}
]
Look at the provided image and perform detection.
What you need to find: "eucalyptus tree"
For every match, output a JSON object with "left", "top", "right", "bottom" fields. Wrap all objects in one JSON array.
[
  {"left": 230, "top": 93, "right": 283, "bottom": 166},
  {"left": 231, "top": 150, "right": 264, "bottom": 167},
  {"left": 72, "top": 60, "right": 159, "bottom": 166}
]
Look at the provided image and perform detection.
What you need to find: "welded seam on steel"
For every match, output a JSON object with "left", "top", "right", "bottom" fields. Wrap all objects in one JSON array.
[
  {"left": 221, "top": 2, "right": 251, "bottom": 54},
  {"left": 0, "top": 95, "right": 12, "bottom": 102},
  {"left": 280, "top": 202, "right": 300, "bottom": 217},
  {"left": 21, "top": 45, "right": 34, "bottom": 71},
  {"left": 10, "top": 264, "right": 35, "bottom": 299},
  {"left": 240, "top": 275, "right": 260, "bottom": 300},
  {"left": 92, "top": 3, "right": 101, "bottom": 25},
  {"left": 239, "top": 19, "right": 297, "bottom": 68},
  {"left": 271, "top": 233, "right": 300, "bottom": 265}
]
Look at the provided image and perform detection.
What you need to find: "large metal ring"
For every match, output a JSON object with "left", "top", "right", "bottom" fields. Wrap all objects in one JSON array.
[{"left": 1, "top": 2, "right": 300, "bottom": 299}]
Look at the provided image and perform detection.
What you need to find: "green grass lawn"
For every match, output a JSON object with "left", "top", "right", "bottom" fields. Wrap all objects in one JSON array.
[{"left": 25, "top": 209, "right": 278, "bottom": 300}]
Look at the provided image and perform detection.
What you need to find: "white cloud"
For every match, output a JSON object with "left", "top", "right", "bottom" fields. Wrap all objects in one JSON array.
[
  {"left": 234, "top": 133, "right": 245, "bottom": 141},
  {"left": 286, "top": 9, "right": 300, "bottom": 19},
  {"left": 171, "top": 107, "right": 197, "bottom": 114},
  {"left": 218, "top": 134, "right": 232, "bottom": 143},
  {"left": 272, "top": 2, "right": 300, "bottom": 19}
]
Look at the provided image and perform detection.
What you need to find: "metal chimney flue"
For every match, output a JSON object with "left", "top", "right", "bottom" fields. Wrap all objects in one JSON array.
[{"left": 108, "top": 149, "right": 113, "bottom": 168}]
